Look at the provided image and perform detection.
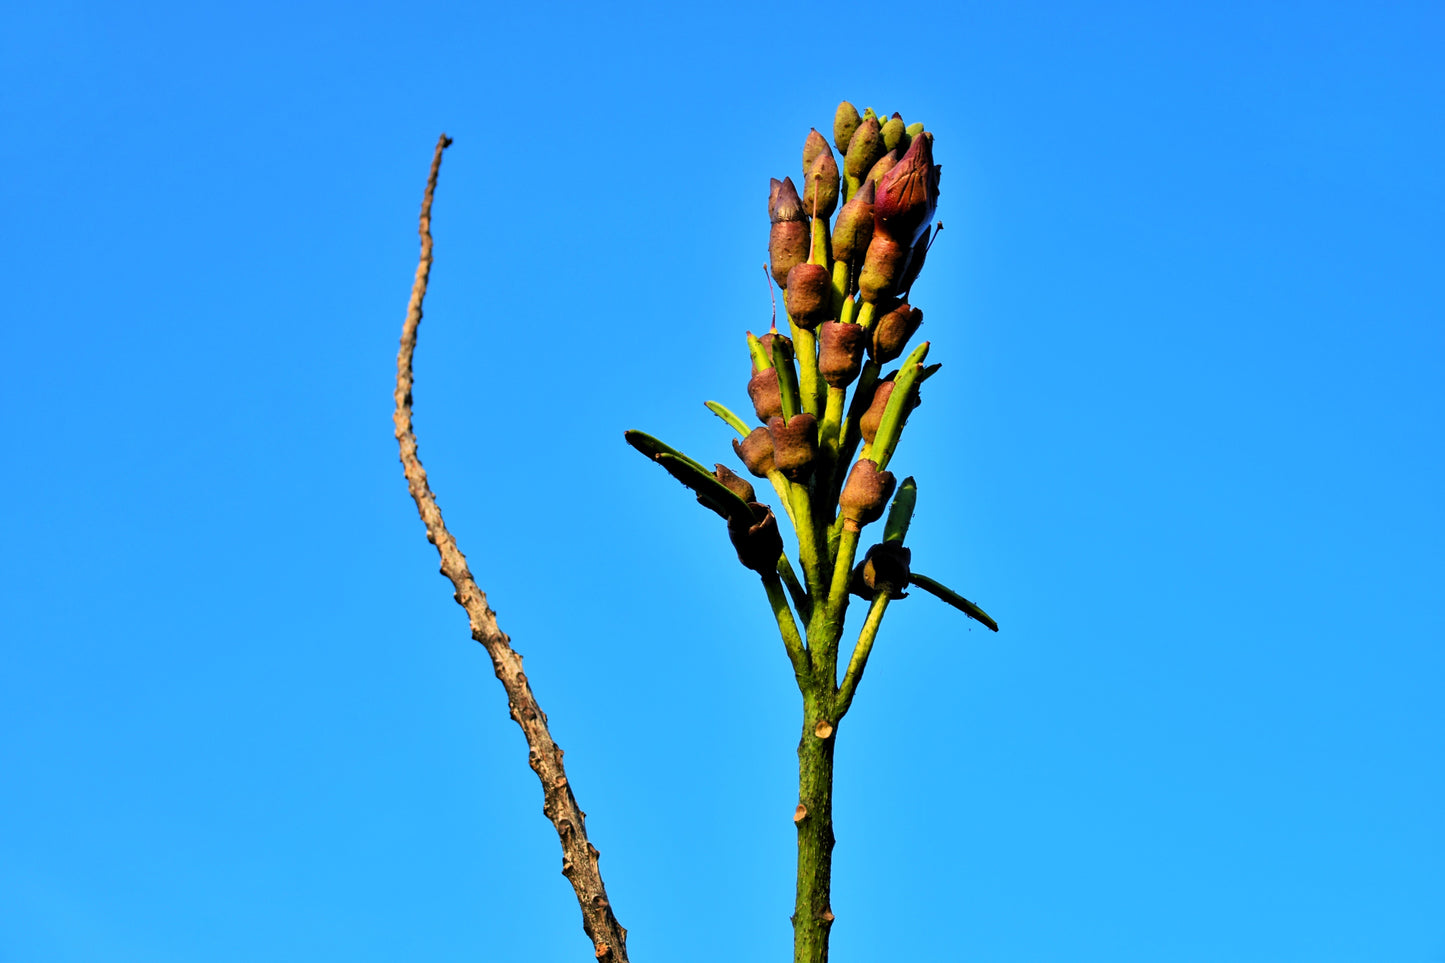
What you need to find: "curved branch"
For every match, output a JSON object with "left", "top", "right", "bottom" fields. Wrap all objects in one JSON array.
[{"left": 393, "top": 133, "right": 629, "bottom": 962}]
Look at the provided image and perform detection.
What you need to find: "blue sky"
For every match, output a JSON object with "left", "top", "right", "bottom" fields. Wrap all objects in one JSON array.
[{"left": 2, "top": 1, "right": 1441, "bottom": 960}]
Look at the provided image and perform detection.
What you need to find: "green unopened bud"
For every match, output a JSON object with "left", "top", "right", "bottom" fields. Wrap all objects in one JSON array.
[
  {"left": 747, "top": 367, "right": 783, "bottom": 421},
  {"left": 857, "top": 232, "right": 911, "bottom": 303},
  {"left": 733, "top": 427, "right": 776, "bottom": 478},
  {"left": 784, "top": 262, "right": 832, "bottom": 328},
  {"left": 880, "top": 113, "right": 909, "bottom": 153},
  {"left": 818, "top": 321, "right": 865, "bottom": 388},
  {"left": 802, "top": 146, "right": 840, "bottom": 220},
  {"left": 849, "top": 542, "right": 912, "bottom": 599},
  {"left": 843, "top": 115, "right": 885, "bottom": 183},
  {"left": 859, "top": 379, "right": 894, "bottom": 445},
  {"left": 728, "top": 502, "right": 784, "bottom": 573},
  {"left": 713, "top": 463, "right": 756, "bottom": 504},
  {"left": 839, "top": 458, "right": 897, "bottom": 528},
  {"left": 874, "top": 131, "right": 939, "bottom": 245},
  {"left": 831, "top": 178, "right": 875, "bottom": 266},
  {"left": 833, "top": 102, "right": 862, "bottom": 155},
  {"left": 870, "top": 303, "right": 923, "bottom": 363},
  {"left": 769, "top": 176, "right": 810, "bottom": 287},
  {"left": 905, "top": 121, "right": 925, "bottom": 138},
  {"left": 866, "top": 149, "right": 902, "bottom": 188},
  {"left": 767, "top": 412, "right": 819, "bottom": 480}
]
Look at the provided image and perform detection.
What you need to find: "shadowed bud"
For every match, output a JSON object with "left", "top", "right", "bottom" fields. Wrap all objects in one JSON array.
[
  {"left": 857, "top": 232, "right": 911, "bottom": 303},
  {"left": 733, "top": 427, "right": 776, "bottom": 478},
  {"left": 859, "top": 380, "right": 895, "bottom": 444},
  {"left": 713, "top": 464, "right": 756, "bottom": 503},
  {"left": 881, "top": 113, "right": 910, "bottom": 153},
  {"left": 897, "top": 230, "right": 932, "bottom": 296},
  {"left": 849, "top": 542, "right": 912, "bottom": 598},
  {"left": 748, "top": 367, "right": 783, "bottom": 421},
  {"left": 818, "top": 321, "right": 865, "bottom": 388},
  {"left": 843, "top": 115, "right": 885, "bottom": 182},
  {"left": 728, "top": 502, "right": 784, "bottom": 573},
  {"left": 769, "top": 176, "right": 810, "bottom": 287},
  {"left": 874, "top": 131, "right": 939, "bottom": 245},
  {"left": 831, "top": 178, "right": 875, "bottom": 265},
  {"left": 784, "top": 263, "right": 832, "bottom": 327},
  {"left": 839, "top": 458, "right": 897, "bottom": 527},
  {"left": 870, "top": 303, "right": 923, "bottom": 363},
  {"left": 833, "top": 102, "right": 862, "bottom": 155},
  {"left": 767, "top": 413, "right": 819, "bottom": 480},
  {"left": 803, "top": 147, "right": 840, "bottom": 220},
  {"left": 865, "top": 149, "right": 902, "bottom": 188}
]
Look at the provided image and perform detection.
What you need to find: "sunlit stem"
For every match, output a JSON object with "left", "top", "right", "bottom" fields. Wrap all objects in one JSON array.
[{"left": 836, "top": 592, "right": 891, "bottom": 717}]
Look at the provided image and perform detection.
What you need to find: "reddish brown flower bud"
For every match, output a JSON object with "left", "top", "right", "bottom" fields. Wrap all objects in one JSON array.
[
  {"left": 769, "top": 176, "right": 806, "bottom": 223},
  {"left": 803, "top": 146, "right": 840, "bottom": 220},
  {"left": 843, "top": 114, "right": 885, "bottom": 182},
  {"left": 859, "top": 379, "right": 895, "bottom": 445},
  {"left": 733, "top": 427, "right": 776, "bottom": 478},
  {"left": 839, "top": 458, "right": 896, "bottom": 527},
  {"left": 869, "top": 303, "right": 923, "bottom": 363},
  {"left": 857, "top": 232, "right": 911, "bottom": 303},
  {"left": 767, "top": 412, "right": 819, "bottom": 480},
  {"left": 831, "top": 178, "right": 875, "bottom": 266},
  {"left": 874, "top": 131, "right": 939, "bottom": 245},
  {"left": 728, "top": 501, "right": 784, "bottom": 573},
  {"left": 784, "top": 262, "right": 832, "bottom": 328},
  {"left": 850, "top": 542, "right": 912, "bottom": 598},
  {"left": 833, "top": 102, "right": 862, "bottom": 155},
  {"left": 803, "top": 128, "right": 830, "bottom": 173},
  {"left": 769, "top": 176, "right": 810, "bottom": 287},
  {"left": 713, "top": 464, "right": 756, "bottom": 504},
  {"left": 747, "top": 367, "right": 783, "bottom": 421},
  {"left": 818, "top": 321, "right": 865, "bottom": 388}
]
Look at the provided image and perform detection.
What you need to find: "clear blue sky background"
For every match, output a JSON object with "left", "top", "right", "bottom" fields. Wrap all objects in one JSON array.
[{"left": 2, "top": 2, "right": 1441, "bottom": 961}]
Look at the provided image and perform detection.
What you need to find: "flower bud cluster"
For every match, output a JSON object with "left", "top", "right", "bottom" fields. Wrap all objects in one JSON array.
[{"left": 630, "top": 102, "right": 948, "bottom": 587}]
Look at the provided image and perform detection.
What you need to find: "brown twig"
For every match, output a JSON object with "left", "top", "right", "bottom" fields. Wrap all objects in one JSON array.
[{"left": 393, "top": 134, "right": 629, "bottom": 962}]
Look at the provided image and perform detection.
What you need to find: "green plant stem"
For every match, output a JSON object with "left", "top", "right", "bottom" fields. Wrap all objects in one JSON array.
[
  {"left": 763, "top": 572, "right": 811, "bottom": 686},
  {"left": 823, "top": 526, "right": 861, "bottom": 629},
  {"left": 788, "top": 479, "right": 827, "bottom": 602},
  {"left": 789, "top": 319, "right": 822, "bottom": 417},
  {"left": 836, "top": 592, "right": 891, "bottom": 717},
  {"left": 820, "top": 386, "right": 846, "bottom": 455},
  {"left": 829, "top": 259, "right": 849, "bottom": 318},
  {"left": 777, "top": 554, "right": 810, "bottom": 620}
]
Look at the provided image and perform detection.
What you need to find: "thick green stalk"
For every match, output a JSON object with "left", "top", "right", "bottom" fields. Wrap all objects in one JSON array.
[{"left": 792, "top": 680, "right": 837, "bottom": 963}]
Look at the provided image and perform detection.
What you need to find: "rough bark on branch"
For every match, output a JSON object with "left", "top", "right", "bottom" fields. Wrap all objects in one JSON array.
[{"left": 393, "top": 133, "right": 629, "bottom": 962}]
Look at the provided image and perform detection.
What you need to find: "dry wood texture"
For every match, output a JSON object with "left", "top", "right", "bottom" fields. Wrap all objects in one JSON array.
[{"left": 393, "top": 134, "right": 629, "bottom": 962}]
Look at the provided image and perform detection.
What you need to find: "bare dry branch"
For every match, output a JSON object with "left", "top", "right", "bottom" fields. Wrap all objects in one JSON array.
[{"left": 393, "top": 133, "right": 629, "bottom": 962}]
